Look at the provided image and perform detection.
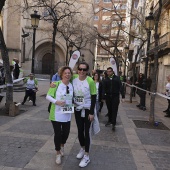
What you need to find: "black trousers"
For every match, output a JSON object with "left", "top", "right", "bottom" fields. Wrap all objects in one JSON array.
[
  {"left": 105, "top": 95, "right": 120, "bottom": 126},
  {"left": 51, "top": 121, "right": 70, "bottom": 151},
  {"left": 139, "top": 93, "right": 146, "bottom": 107},
  {"left": 166, "top": 99, "right": 170, "bottom": 111},
  {"left": 75, "top": 109, "right": 91, "bottom": 153},
  {"left": 99, "top": 101, "right": 103, "bottom": 112},
  {"left": 23, "top": 89, "right": 36, "bottom": 104}
]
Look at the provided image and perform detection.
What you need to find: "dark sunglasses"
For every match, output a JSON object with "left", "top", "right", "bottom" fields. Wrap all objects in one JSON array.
[
  {"left": 66, "top": 86, "right": 69, "bottom": 94},
  {"left": 78, "top": 68, "right": 88, "bottom": 72}
]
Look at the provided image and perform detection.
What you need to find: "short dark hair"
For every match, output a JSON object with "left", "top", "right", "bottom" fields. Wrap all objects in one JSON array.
[
  {"left": 107, "top": 67, "right": 113, "bottom": 71},
  {"left": 59, "top": 66, "right": 73, "bottom": 79},
  {"left": 77, "top": 62, "right": 89, "bottom": 71}
]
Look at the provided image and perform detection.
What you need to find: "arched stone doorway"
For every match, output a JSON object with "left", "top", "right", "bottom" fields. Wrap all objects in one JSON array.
[{"left": 42, "top": 53, "right": 53, "bottom": 74}]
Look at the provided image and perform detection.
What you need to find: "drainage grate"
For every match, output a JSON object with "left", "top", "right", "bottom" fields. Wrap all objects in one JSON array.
[{"left": 133, "top": 120, "right": 169, "bottom": 130}]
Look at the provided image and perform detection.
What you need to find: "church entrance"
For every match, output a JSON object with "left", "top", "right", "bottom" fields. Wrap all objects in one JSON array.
[{"left": 42, "top": 53, "right": 53, "bottom": 74}]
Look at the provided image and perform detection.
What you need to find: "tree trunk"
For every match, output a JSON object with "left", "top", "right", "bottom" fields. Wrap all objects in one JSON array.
[
  {"left": 0, "top": 28, "right": 13, "bottom": 114},
  {"left": 130, "top": 43, "right": 144, "bottom": 103},
  {"left": 149, "top": 0, "right": 162, "bottom": 124}
]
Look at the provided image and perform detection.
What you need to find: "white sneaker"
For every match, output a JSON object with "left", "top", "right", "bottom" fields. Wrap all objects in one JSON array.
[
  {"left": 79, "top": 155, "right": 90, "bottom": 168},
  {"left": 76, "top": 148, "right": 85, "bottom": 159},
  {"left": 56, "top": 154, "right": 61, "bottom": 165},
  {"left": 60, "top": 147, "right": 64, "bottom": 157},
  {"left": 29, "top": 100, "right": 32, "bottom": 102}
]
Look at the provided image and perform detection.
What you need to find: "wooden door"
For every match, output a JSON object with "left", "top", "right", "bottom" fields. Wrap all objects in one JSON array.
[{"left": 42, "top": 53, "right": 53, "bottom": 74}]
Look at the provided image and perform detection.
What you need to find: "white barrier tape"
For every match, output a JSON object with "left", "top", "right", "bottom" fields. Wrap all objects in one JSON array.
[
  {"left": 36, "top": 78, "right": 49, "bottom": 81},
  {"left": 0, "top": 78, "right": 24, "bottom": 89},
  {"left": 156, "top": 92, "right": 170, "bottom": 100},
  {"left": 13, "top": 77, "right": 24, "bottom": 83},
  {"left": 122, "top": 82, "right": 155, "bottom": 95},
  {"left": 6, "top": 84, "right": 13, "bottom": 87},
  {"left": 0, "top": 77, "right": 49, "bottom": 90},
  {"left": 123, "top": 82, "right": 170, "bottom": 99},
  {"left": 0, "top": 84, "right": 6, "bottom": 89}
]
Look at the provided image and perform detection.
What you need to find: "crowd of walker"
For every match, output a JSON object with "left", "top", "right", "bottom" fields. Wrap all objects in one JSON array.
[{"left": 1, "top": 59, "right": 170, "bottom": 168}]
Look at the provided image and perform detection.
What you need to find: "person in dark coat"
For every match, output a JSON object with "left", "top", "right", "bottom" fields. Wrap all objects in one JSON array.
[
  {"left": 102, "top": 67, "right": 124, "bottom": 131},
  {"left": 135, "top": 73, "right": 146, "bottom": 111},
  {"left": 99, "top": 71, "right": 107, "bottom": 115},
  {"left": 13, "top": 60, "right": 20, "bottom": 79},
  {"left": 130, "top": 75, "right": 137, "bottom": 97}
]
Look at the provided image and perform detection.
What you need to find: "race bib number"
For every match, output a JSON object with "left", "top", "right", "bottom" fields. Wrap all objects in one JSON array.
[
  {"left": 61, "top": 105, "right": 74, "bottom": 114},
  {"left": 74, "top": 96, "right": 84, "bottom": 104}
]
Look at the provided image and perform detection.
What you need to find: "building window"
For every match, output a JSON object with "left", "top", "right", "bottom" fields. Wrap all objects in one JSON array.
[
  {"left": 103, "top": 8, "right": 111, "bottom": 12},
  {"left": 134, "top": 0, "right": 139, "bottom": 8},
  {"left": 102, "top": 24, "right": 109, "bottom": 29},
  {"left": 94, "top": 16, "right": 99, "bottom": 20},
  {"left": 111, "top": 29, "right": 118, "bottom": 36},
  {"left": 101, "top": 41, "right": 109, "bottom": 45},
  {"left": 94, "top": 24, "right": 98, "bottom": 28},
  {"left": 95, "top": 0, "right": 100, "bottom": 3},
  {"left": 102, "top": 34, "right": 109, "bottom": 37},
  {"left": 100, "top": 49, "right": 108, "bottom": 54},
  {"left": 102, "top": 16, "right": 111, "bottom": 20},
  {"left": 103, "top": 0, "right": 111, "bottom": 3},
  {"left": 132, "top": 18, "right": 136, "bottom": 27},
  {"left": 95, "top": 8, "right": 100, "bottom": 13}
]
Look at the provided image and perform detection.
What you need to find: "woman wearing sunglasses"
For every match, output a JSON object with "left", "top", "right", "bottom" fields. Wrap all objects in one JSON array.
[
  {"left": 72, "top": 62, "right": 97, "bottom": 168},
  {"left": 46, "top": 66, "right": 73, "bottom": 165}
]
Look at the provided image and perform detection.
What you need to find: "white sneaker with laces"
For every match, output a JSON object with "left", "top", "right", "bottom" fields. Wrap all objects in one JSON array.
[
  {"left": 79, "top": 155, "right": 90, "bottom": 168},
  {"left": 76, "top": 148, "right": 85, "bottom": 159},
  {"left": 60, "top": 147, "right": 64, "bottom": 157},
  {"left": 56, "top": 154, "right": 61, "bottom": 165}
]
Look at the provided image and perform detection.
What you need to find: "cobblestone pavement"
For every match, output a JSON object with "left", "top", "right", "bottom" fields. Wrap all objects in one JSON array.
[{"left": 0, "top": 82, "right": 170, "bottom": 170}]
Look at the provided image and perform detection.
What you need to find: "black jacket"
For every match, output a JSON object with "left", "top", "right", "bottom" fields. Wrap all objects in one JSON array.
[
  {"left": 102, "top": 75, "right": 124, "bottom": 99},
  {"left": 98, "top": 81, "right": 102, "bottom": 102}
]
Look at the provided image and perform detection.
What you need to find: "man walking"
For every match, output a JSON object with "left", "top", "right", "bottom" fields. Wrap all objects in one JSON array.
[{"left": 102, "top": 67, "right": 124, "bottom": 130}]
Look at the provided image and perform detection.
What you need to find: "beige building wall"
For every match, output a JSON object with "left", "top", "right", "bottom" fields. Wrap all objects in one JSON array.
[{"left": 145, "top": 0, "right": 170, "bottom": 93}]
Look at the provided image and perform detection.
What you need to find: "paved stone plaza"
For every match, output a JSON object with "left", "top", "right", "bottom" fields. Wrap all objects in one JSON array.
[{"left": 0, "top": 81, "right": 170, "bottom": 170}]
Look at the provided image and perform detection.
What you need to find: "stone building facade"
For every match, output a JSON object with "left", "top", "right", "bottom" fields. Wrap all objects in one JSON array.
[{"left": 1, "top": 0, "right": 95, "bottom": 76}]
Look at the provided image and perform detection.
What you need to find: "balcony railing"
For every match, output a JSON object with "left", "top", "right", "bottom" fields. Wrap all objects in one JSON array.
[
  {"left": 153, "top": 0, "right": 170, "bottom": 14},
  {"left": 162, "top": 0, "right": 170, "bottom": 6},
  {"left": 149, "top": 32, "right": 170, "bottom": 53},
  {"left": 114, "top": 0, "right": 127, "bottom": 3}
]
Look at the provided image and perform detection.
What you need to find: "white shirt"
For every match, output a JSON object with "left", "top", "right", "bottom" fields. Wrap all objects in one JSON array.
[
  {"left": 46, "top": 82, "right": 73, "bottom": 122},
  {"left": 165, "top": 83, "right": 170, "bottom": 96},
  {"left": 95, "top": 82, "right": 99, "bottom": 101},
  {"left": 26, "top": 79, "right": 36, "bottom": 89},
  {"left": 72, "top": 78, "right": 91, "bottom": 108}
]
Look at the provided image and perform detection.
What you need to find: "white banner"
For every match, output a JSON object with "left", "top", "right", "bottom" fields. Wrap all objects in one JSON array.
[
  {"left": 69, "top": 50, "right": 81, "bottom": 69},
  {"left": 110, "top": 57, "right": 117, "bottom": 75}
]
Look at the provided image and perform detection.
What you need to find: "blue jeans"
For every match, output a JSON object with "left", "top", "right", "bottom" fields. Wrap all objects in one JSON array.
[{"left": 96, "top": 101, "right": 100, "bottom": 116}]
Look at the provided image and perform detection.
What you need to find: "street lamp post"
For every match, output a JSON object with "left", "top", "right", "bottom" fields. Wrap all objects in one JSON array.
[
  {"left": 144, "top": 11, "right": 154, "bottom": 81},
  {"left": 30, "top": 11, "right": 40, "bottom": 73}
]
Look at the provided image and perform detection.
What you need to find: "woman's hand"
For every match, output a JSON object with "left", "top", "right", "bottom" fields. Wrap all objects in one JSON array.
[
  {"left": 55, "top": 100, "right": 65, "bottom": 106},
  {"left": 50, "top": 82, "right": 56, "bottom": 88},
  {"left": 88, "top": 114, "right": 94, "bottom": 122}
]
